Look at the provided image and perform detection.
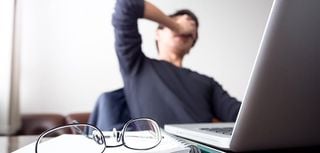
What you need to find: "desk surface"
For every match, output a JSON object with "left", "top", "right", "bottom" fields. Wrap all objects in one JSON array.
[
  {"left": 1, "top": 135, "right": 320, "bottom": 153},
  {"left": 0, "top": 135, "right": 38, "bottom": 153}
]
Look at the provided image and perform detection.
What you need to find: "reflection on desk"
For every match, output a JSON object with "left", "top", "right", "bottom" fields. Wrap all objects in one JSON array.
[{"left": 0, "top": 135, "right": 38, "bottom": 153}]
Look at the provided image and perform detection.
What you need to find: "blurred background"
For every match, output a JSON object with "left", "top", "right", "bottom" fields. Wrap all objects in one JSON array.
[{"left": 1, "top": 0, "right": 272, "bottom": 133}]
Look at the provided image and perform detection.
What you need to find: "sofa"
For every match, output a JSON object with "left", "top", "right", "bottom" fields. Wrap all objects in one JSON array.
[
  {"left": 15, "top": 113, "right": 90, "bottom": 135},
  {"left": 15, "top": 112, "right": 220, "bottom": 136}
]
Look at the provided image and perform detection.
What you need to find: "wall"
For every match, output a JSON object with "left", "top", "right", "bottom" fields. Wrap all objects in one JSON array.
[{"left": 17, "top": 0, "right": 273, "bottom": 115}]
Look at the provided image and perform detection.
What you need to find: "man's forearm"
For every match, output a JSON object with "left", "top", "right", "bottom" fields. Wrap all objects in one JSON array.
[{"left": 143, "top": 1, "right": 180, "bottom": 32}]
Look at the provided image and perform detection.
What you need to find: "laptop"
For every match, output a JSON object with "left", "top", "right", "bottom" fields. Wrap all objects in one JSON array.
[{"left": 164, "top": 0, "right": 320, "bottom": 152}]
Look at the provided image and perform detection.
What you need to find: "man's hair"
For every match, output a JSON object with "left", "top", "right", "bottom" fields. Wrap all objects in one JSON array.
[{"left": 155, "top": 9, "right": 199, "bottom": 52}]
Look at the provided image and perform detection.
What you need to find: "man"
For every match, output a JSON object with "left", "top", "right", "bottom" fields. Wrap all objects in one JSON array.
[{"left": 112, "top": 0, "right": 241, "bottom": 127}]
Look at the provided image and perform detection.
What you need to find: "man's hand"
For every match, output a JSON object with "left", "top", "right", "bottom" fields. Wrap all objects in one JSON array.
[
  {"left": 143, "top": 1, "right": 181, "bottom": 32},
  {"left": 174, "top": 15, "right": 197, "bottom": 40},
  {"left": 143, "top": 1, "right": 196, "bottom": 40}
]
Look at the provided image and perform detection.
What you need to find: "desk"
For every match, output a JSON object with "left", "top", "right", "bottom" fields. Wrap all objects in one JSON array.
[
  {"left": 1, "top": 135, "right": 320, "bottom": 153},
  {"left": 0, "top": 135, "right": 38, "bottom": 153}
]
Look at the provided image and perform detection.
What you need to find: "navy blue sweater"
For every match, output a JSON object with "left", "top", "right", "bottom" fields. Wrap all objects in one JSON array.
[{"left": 112, "top": 0, "right": 241, "bottom": 127}]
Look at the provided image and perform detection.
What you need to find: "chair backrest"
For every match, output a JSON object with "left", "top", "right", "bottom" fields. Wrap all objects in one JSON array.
[{"left": 88, "top": 88, "right": 131, "bottom": 131}]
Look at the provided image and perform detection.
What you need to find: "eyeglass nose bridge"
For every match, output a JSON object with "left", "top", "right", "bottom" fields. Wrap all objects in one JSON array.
[{"left": 112, "top": 128, "right": 123, "bottom": 142}]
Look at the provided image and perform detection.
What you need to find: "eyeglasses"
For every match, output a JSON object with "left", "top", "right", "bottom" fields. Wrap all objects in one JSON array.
[{"left": 35, "top": 118, "right": 162, "bottom": 153}]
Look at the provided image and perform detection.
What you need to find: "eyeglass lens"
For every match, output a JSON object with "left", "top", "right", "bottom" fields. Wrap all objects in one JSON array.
[
  {"left": 123, "top": 119, "right": 161, "bottom": 150},
  {"left": 36, "top": 124, "right": 105, "bottom": 153}
]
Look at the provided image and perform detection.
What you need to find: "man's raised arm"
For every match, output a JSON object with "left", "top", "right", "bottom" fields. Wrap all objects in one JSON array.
[{"left": 112, "top": 0, "right": 145, "bottom": 75}]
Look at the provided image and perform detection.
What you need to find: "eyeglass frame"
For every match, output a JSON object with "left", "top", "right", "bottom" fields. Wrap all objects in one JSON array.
[{"left": 34, "top": 118, "right": 162, "bottom": 153}]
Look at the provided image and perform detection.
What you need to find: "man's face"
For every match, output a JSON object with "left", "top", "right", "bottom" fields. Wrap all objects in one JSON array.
[{"left": 156, "top": 14, "right": 197, "bottom": 56}]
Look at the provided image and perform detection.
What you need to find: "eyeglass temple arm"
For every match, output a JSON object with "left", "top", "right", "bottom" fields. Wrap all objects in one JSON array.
[{"left": 71, "top": 120, "right": 86, "bottom": 135}]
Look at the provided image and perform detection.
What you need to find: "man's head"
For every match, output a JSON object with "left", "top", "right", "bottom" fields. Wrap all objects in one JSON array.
[{"left": 156, "top": 9, "right": 199, "bottom": 57}]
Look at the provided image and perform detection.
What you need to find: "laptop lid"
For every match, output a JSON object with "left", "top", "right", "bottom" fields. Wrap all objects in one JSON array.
[
  {"left": 165, "top": 0, "right": 320, "bottom": 152},
  {"left": 231, "top": 0, "right": 320, "bottom": 151}
]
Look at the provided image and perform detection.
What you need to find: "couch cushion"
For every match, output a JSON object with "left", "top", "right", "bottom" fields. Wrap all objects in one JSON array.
[{"left": 16, "top": 114, "right": 66, "bottom": 135}]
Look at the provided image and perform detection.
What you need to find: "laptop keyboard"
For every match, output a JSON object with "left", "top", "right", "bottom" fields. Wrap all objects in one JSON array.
[{"left": 200, "top": 127, "right": 234, "bottom": 135}]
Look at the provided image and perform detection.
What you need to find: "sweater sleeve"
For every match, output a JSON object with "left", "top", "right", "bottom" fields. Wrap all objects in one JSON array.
[
  {"left": 112, "top": 0, "right": 145, "bottom": 75},
  {"left": 211, "top": 80, "right": 241, "bottom": 122}
]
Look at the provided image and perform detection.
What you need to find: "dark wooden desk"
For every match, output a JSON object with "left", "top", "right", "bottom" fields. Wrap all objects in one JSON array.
[
  {"left": 248, "top": 146, "right": 320, "bottom": 153},
  {"left": 213, "top": 146, "right": 320, "bottom": 153}
]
